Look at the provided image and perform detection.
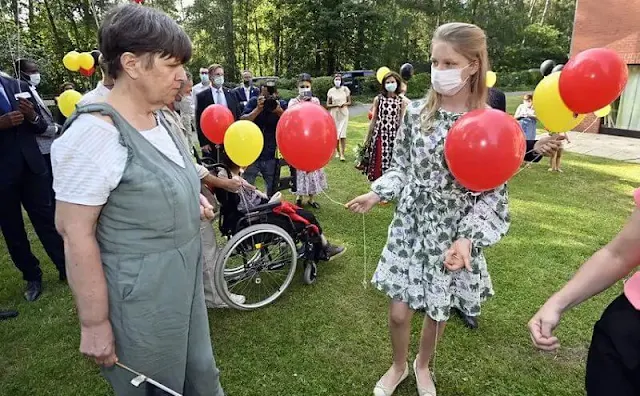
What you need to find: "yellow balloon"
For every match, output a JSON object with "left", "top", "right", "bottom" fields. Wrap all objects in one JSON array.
[
  {"left": 57, "top": 89, "right": 83, "bottom": 117},
  {"left": 533, "top": 72, "right": 585, "bottom": 133},
  {"left": 376, "top": 67, "right": 391, "bottom": 84},
  {"left": 224, "top": 121, "right": 264, "bottom": 167},
  {"left": 78, "top": 52, "right": 95, "bottom": 70},
  {"left": 63, "top": 51, "right": 81, "bottom": 72},
  {"left": 486, "top": 71, "right": 497, "bottom": 88},
  {"left": 594, "top": 105, "right": 611, "bottom": 118}
]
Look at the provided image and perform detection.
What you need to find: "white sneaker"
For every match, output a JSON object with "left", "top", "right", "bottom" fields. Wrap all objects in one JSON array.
[
  {"left": 230, "top": 293, "right": 246, "bottom": 305},
  {"left": 268, "top": 192, "right": 282, "bottom": 204}
]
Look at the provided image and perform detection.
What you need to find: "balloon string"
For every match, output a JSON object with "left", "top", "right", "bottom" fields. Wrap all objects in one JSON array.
[{"left": 321, "top": 191, "right": 369, "bottom": 289}]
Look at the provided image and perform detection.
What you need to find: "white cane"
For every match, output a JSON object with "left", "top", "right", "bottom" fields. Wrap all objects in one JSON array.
[{"left": 116, "top": 362, "right": 183, "bottom": 396}]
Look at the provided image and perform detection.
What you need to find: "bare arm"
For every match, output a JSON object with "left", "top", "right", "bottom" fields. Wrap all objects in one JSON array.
[
  {"left": 345, "top": 94, "right": 352, "bottom": 107},
  {"left": 550, "top": 209, "right": 640, "bottom": 312},
  {"left": 56, "top": 201, "right": 117, "bottom": 366},
  {"left": 365, "top": 96, "right": 379, "bottom": 144},
  {"left": 529, "top": 208, "right": 640, "bottom": 351}
]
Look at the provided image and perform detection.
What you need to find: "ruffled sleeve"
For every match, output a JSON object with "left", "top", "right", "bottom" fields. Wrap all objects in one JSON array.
[{"left": 456, "top": 184, "right": 510, "bottom": 248}]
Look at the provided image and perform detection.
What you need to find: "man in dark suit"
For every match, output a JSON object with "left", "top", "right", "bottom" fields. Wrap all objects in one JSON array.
[
  {"left": 195, "top": 64, "right": 242, "bottom": 157},
  {"left": 0, "top": 74, "right": 66, "bottom": 302},
  {"left": 232, "top": 70, "right": 259, "bottom": 110}
]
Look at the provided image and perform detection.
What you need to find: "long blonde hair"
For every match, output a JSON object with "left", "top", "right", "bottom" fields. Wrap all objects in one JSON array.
[{"left": 421, "top": 22, "right": 489, "bottom": 129}]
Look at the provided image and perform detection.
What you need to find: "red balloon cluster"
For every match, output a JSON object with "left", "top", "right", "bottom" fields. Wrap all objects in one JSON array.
[
  {"left": 200, "top": 104, "right": 234, "bottom": 144},
  {"left": 445, "top": 109, "right": 525, "bottom": 192},
  {"left": 276, "top": 102, "right": 337, "bottom": 172},
  {"left": 559, "top": 48, "right": 628, "bottom": 114}
]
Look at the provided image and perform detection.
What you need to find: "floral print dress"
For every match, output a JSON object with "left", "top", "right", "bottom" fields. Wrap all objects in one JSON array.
[{"left": 371, "top": 99, "right": 511, "bottom": 322}]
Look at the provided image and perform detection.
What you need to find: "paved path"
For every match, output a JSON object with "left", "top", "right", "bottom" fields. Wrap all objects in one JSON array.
[{"left": 349, "top": 103, "right": 640, "bottom": 164}]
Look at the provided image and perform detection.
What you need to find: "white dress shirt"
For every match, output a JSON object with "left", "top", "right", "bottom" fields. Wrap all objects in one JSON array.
[{"left": 211, "top": 86, "right": 228, "bottom": 108}]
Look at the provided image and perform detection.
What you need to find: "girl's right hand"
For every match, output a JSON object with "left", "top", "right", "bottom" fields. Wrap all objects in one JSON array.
[{"left": 345, "top": 192, "right": 381, "bottom": 214}]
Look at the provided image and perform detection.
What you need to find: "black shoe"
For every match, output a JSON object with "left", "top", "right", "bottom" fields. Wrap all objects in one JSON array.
[
  {"left": 24, "top": 281, "right": 42, "bottom": 302},
  {"left": 0, "top": 310, "right": 19, "bottom": 321},
  {"left": 308, "top": 201, "right": 320, "bottom": 209},
  {"left": 296, "top": 198, "right": 304, "bottom": 207},
  {"left": 453, "top": 307, "right": 478, "bottom": 330},
  {"left": 324, "top": 244, "right": 346, "bottom": 261}
]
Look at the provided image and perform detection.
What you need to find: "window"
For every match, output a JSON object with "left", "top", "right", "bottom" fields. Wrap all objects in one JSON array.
[{"left": 608, "top": 65, "right": 640, "bottom": 132}]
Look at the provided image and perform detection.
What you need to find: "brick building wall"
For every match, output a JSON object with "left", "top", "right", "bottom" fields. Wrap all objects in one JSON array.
[{"left": 570, "top": 0, "right": 640, "bottom": 133}]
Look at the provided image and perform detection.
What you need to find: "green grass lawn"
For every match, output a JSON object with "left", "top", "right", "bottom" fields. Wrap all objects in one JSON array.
[{"left": 1, "top": 115, "right": 639, "bottom": 396}]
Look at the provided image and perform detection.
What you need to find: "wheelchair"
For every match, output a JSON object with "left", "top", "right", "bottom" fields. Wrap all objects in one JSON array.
[{"left": 202, "top": 158, "right": 324, "bottom": 311}]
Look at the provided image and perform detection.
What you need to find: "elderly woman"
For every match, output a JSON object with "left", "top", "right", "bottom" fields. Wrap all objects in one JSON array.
[{"left": 51, "top": 5, "right": 229, "bottom": 395}]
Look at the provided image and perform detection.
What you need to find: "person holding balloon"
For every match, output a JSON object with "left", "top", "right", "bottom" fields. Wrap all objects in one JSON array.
[
  {"left": 288, "top": 73, "right": 328, "bottom": 208},
  {"left": 363, "top": 71, "right": 406, "bottom": 183},
  {"left": 327, "top": 73, "right": 351, "bottom": 161},
  {"left": 241, "top": 81, "right": 288, "bottom": 197},
  {"left": 347, "top": 23, "right": 511, "bottom": 396}
]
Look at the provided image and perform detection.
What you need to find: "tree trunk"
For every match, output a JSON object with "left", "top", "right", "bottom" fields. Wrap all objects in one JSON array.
[
  {"left": 354, "top": 20, "right": 365, "bottom": 70},
  {"left": 11, "top": 0, "right": 18, "bottom": 25},
  {"left": 540, "top": 0, "right": 551, "bottom": 24},
  {"left": 28, "top": 0, "right": 34, "bottom": 27},
  {"left": 43, "top": 0, "right": 66, "bottom": 57},
  {"left": 221, "top": 0, "right": 237, "bottom": 79},
  {"left": 528, "top": 0, "right": 538, "bottom": 23},
  {"left": 254, "top": 17, "right": 263, "bottom": 76},
  {"left": 243, "top": 0, "right": 249, "bottom": 70},
  {"left": 274, "top": 17, "right": 281, "bottom": 76},
  {"left": 326, "top": 41, "right": 336, "bottom": 76}
]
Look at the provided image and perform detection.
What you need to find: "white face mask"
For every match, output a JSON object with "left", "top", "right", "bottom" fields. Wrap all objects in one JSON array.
[
  {"left": 385, "top": 82, "right": 397, "bottom": 93},
  {"left": 298, "top": 87, "right": 311, "bottom": 95},
  {"left": 430, "top": 64, "right": 471, "bottom": 96},
  {"left": 334, "top": 79, "right": 341, "bottom": 88},
  {"left": 28, "top": 73, "right": 41, "bottom": 87},
  {"left": 213, "top": 76, "right": 224, "bottom": 87}
]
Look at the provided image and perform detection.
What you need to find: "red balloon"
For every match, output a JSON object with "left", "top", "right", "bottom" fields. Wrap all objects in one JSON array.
[
  {"left": 276, "top": 102, "right": 337, "bottom": 172},
  {"left": 200, "top": 104, "right": 234, "bottom": 144},
  {"left": 368, "top": 110, "right": 373, "bottom": 120},
  {"left": 559, "top": 48, "right": 628, "bottom": 114},
  {"left": 79, "top": 67, "right": 95, "bottom": 77},
  {"left": 444, "top": 109, "right": 525, "bottom": 192}
]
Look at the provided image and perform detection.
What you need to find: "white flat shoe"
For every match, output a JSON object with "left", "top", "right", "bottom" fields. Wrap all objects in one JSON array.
[
  {"left": 373, "top": 362, "right": 409, "bottom": 396},
  {"left": 413, "top": 358, "right": 436, "bottom": 396}
]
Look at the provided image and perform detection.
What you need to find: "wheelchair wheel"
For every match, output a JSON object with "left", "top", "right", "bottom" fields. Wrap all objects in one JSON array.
[
  {"left": 303, "top": 262, "right": 317, "bottom": 285},
  {"left": 213, "top": 224, "right": 297, "bottom": 310}
]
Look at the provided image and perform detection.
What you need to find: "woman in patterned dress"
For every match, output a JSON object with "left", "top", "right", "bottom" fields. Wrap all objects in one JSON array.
[
  {"left": 347, "top": 23, "right": 509, "bottom": 396},
  {"left": 288, "top": 73, "right": 328, "bottom": 209},
  {"left": 364, "top": 72, "right": 406, "bottom": 182}
]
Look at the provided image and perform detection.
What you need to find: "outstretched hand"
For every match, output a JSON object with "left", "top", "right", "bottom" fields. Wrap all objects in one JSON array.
[{"left": 345, "top": 192, "right": 381, "bottom": 214}]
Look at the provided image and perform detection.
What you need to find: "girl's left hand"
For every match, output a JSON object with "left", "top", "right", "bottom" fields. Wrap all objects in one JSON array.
[
  {"left": 199, "top": 193, "right": 215, "bottom": 221},
  {"left": 444, "top": 238, "right": 472, "bottom": 272}
]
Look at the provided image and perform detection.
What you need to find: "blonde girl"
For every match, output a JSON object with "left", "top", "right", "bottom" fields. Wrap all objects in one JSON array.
[{"left": 346, "top": 23, "right": 510, "bottom": 396}]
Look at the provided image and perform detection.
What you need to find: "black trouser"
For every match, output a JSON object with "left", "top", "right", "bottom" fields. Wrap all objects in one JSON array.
[
  {"left": 586, "top": 294, "right": 640, "bottom": 395},
  {"left": 0, "top": 161, "right": 65, "bottom": 282}
]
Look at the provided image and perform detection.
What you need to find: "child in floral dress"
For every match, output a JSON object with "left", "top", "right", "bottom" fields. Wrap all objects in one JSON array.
[
  {"left": 288, "top": 73, "right": 328, "bottom": 208},
  {"left": 347, "top": 23, "right": 510, "bottom": 396}
]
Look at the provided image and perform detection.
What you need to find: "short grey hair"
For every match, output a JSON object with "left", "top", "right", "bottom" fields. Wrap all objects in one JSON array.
[{"left": 99, "top": 4, "right": 192, "bottom": 79}]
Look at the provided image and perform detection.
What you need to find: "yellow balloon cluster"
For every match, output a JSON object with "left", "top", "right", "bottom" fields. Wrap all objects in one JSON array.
[
  {"left": 57, "top": 90, "right": 83, "bottom": 117},
  {"left": 224, "top": 121, "right": 264, "bottom": 167},
  {"left": 486, "top": 71, "right": 497, "bottom": 88},
  {"left": 63, "top": 51, "right": 95, "bottom": 72},
  {"left": 376, "top": 67, "right": 391, "bottom": 84},
  {"left": 533, "top": 72, "right": 585, "bottom": 133}
]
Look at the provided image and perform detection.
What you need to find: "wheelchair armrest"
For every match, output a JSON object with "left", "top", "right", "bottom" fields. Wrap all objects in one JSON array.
[{"left": 239, "top": 201, "right": 281, "bottom": 215}]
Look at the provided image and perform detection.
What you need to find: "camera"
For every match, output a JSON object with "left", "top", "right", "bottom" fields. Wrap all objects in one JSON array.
[{"left": 264, "top": 95, "right": 277, "bottom": 112}]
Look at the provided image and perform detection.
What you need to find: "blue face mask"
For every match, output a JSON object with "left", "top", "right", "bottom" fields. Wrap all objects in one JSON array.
[
  {"left": 200, "top": 74, "right": 209, "bottom": 84},
  {"left": 385, "top": 82, "right": 398, "bottom": 93}
]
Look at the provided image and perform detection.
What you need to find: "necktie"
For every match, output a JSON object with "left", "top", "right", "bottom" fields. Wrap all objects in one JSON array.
[
  {"left": 0, "top": 91, "right": 12, "bottom": 114},
  {"left": 216, "top": 89, "right": 223, "bottom": 105}
]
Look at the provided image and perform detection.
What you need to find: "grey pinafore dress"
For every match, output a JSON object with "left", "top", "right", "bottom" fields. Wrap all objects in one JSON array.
[{"left": 64, "top": 103, "right": 224, "bottom": 396}]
